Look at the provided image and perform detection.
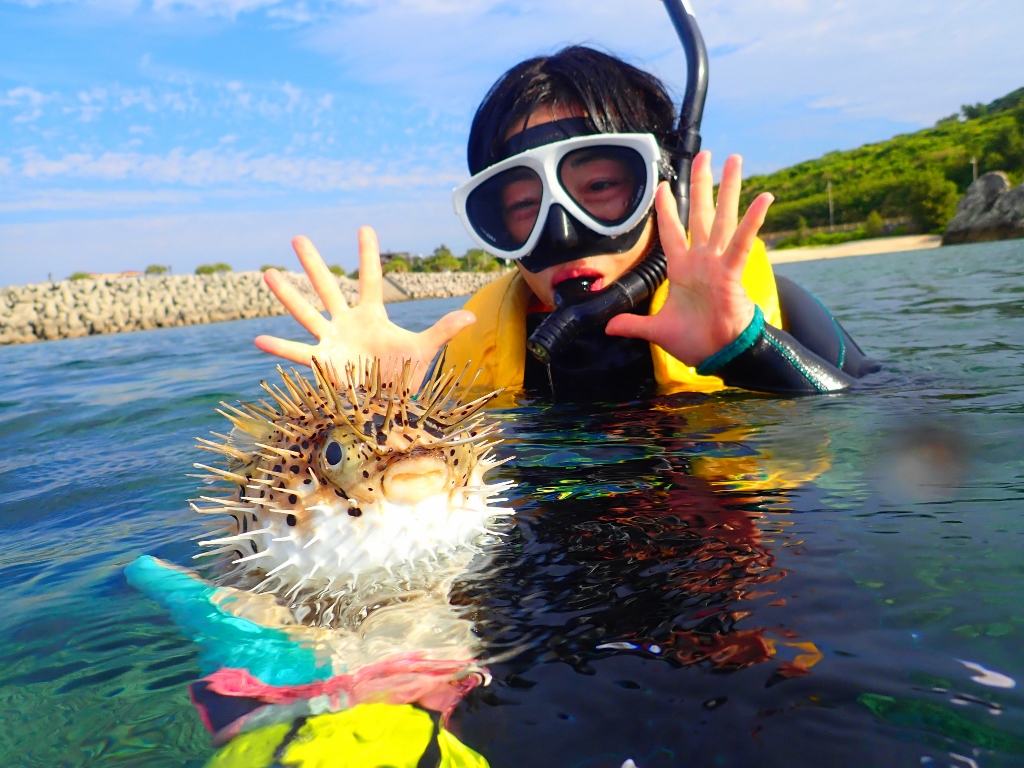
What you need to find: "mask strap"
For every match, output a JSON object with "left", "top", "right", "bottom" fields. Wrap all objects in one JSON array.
[{"left": 498, "top": 117, "right": 595, "bottom": 161}]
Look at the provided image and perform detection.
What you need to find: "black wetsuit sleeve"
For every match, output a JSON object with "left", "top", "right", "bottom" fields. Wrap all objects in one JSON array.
[
  {"left": 774, "top": 276, "right": 881, "bottom": 379},
  {"left": 696, "top": 276, "right": 880, "bottom": 395}
]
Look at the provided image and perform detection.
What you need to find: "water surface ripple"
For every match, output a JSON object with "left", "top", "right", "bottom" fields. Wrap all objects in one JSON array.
[{"left": 1, "top": 241, "right": 1023, "bottom": 767}]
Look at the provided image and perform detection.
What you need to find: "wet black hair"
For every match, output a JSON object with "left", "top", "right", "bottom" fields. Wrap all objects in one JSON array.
[{"left": 467, "top": 46, "right": 678, "bottom": 176}]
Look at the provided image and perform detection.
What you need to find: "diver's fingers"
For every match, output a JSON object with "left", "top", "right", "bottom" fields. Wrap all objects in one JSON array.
[
  {"left": 263, "top": 268, "right": 330, "bottom": 338},
  {"left": 293, "top": 236, "right": 348, "bottom": 317},
  {"left": 254, "top": 335, "right": 314, "bottom": 367},
  {"left": 688, "top": 150, "right": 715, "bottom": 247},
  {"left": 710, "top": 155, "right": 743, "bottom": 252},
  {"left": 723, "top": 193, "right": 774, "bottom": 275},
  {"left": 655, "top": 182, "right": 688, "bottom": 259},
  {"left": 420, "top": 310, "right": 476, "bottom": 352},
  {"left": 605, "top": 312, "right": 652, "bottom": 340},
  {"left": 357, "top": 226, "right": 384, "bottom": 306}
]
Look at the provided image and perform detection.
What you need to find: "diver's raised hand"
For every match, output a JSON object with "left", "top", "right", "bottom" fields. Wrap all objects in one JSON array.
[
  {"left": 255, "top": 227, "right": 476, "bottom": 386},
  {"left": 605, "top": 151, "right": 773, "bottom": 368}
]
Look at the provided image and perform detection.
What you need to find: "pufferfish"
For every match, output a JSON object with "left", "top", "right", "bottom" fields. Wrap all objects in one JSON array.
[{"left": 189, "top": 356, "right": 512, "bottom": 605}]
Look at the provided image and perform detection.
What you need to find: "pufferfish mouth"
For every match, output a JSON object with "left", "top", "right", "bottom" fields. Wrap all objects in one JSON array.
[{"left": 381, "top": 454, "right": 450, "bottom": 504}]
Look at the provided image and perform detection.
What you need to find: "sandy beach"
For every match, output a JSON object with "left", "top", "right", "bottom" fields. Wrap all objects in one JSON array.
[{"left": 768, "top": 234, "right": 942, "bottom": 264}]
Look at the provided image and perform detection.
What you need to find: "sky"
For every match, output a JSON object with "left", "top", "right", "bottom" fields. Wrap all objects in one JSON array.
[{"left": 1, "top": 0, "right": 1022, "bottom": 285}]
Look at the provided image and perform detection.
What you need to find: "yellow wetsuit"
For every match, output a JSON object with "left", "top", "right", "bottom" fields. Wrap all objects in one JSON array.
[{"left": 444, "top": 238, "right": 782, "bottom": 395}]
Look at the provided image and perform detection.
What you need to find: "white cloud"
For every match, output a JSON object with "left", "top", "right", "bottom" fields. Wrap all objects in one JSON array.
[
  {"left": 281, "top": 82, "right": 302, "bottom": 113},
  {"left": 266, "top": 1, "right": 314, "bottom": 23},
  {"left": 0, "top": 77, "right": 336, "bottom": 136},
  {"left": 0, "top": 189, "right": 204, "bottom": 213},
  {"left": 14, "top": 146, "right": 464, "bottom": 191},
  {"left": 1, "top": 86, "right": 49, "bottom": 123},
  {"left": 8, "top": 0, "right": 1023, "bottom": 129},
  {"left": 149, "top": 0, "right": 283, "bottom": 17},
  {"left": 0, "top": 157, "right": 11, "bottom": 175},
  {"left": 76, "top": 87, "right": 109, "bottom": 122},
  {"left": 298, "top": 0, "right": 1024, "bottom": 127},
  {"left": 676, "top": 0, "right": 1024, "bottom": 125}
]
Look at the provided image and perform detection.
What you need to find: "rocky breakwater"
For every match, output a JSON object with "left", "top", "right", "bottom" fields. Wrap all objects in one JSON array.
[
  {"left": 0, "top": 271, "right": 361, "bottom": 347},
  {"left": 944, "top": 171, "right": 1024, "bottom": 245},
  {"left": 386, "top": 270, "right": 511, "bottom": 300},
  {"left": 0, "top": 268, "right": 512, "bottom": 346}
]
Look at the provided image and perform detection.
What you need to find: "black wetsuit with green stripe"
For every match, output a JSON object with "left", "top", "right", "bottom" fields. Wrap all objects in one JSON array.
[{"left": 523, "top": 276, "right": 880, "bottom": 399}]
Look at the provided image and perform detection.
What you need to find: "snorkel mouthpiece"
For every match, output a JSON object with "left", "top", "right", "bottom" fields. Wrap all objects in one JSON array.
[
  {"left": 526, "top": 0, "right": 707, "bottom": 366},
  {"left": 527, "top": 250, "right": 668, "bottom": 365}
]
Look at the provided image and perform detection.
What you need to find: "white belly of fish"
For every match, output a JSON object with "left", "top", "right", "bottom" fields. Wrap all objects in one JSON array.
[{"left": 241, "top": 485, "right": 512, "bottom": 593}]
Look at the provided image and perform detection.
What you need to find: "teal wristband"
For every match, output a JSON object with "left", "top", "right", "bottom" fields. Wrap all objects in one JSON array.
[{"left": 696, "top": 305, "right": 765, "bottom": 376}]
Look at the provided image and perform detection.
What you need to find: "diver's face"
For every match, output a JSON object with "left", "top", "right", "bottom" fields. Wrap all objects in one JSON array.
[
  {"left": 500, "top": 170, "right": 543, "bottom": 246},
  {"left": 505, "top": 103, "right": 655, "bottom": 310}
]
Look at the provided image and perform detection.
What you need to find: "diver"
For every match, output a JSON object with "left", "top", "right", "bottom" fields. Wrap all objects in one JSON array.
[{"left": 253, "top": 13, "right": 879, "bottom": 401}]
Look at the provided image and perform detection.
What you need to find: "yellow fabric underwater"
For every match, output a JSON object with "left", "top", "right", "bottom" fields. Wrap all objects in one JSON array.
[
  {"left": 205, "top": 703, "right": 490, "bottom": 768},
  {"left": 445, "top": 237, "right": 781, "bottom": 394}
]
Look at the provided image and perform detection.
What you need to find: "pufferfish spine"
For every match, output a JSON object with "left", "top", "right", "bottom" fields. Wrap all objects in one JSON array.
[{"left": 189, "top": 356, "right": 513, "bottom": 601}]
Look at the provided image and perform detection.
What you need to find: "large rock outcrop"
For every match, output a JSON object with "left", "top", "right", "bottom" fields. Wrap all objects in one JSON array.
[{"left": 943, "top": 171, "right": 1024, "bottom": 245}]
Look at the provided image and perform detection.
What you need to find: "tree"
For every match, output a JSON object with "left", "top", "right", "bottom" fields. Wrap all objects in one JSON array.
[
  {"left": 196, "top": 262, "right": 232, "bottom": 275},
  {"left": 382, "top": 256, "right": 410, "bottom": 274},
  {"left": 796, "top": 215, "right": 809, "bottom": 244},
  {"left": 908, "top": 171, "right": 960, "bottom": 233},
  {"left": 961, "top": 103, "right": 987, "bottom": 120},
  {"left": 421, "top": 245, "right": 461, "bottom": 272},
  {"left": 260, "top": 265, "right": 286, "bottom": 272},
  {"left": 462, "top": 248, "right": 499, "bottom": 273},
  {"left": 145, "top": 264, "right": 169, "bottom": 275},
  {"left": 69, "top": 272, "right": 92, "bottom": 280},
  {"left": 327, "top": 264, "right": 345, "bottom": 276},
  {"left": 736, "top": 84, "right": 1024, "bottom": 231},
  {"left": 865, "top": 210, "right": 885, "bottom": 238}
]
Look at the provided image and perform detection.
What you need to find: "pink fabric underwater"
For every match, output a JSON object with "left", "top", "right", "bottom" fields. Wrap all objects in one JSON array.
[{"left": 191, "top": 652, "right": 488, "bottom": 746}]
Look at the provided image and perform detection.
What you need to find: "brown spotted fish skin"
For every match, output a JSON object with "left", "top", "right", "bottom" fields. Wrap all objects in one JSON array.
[{"left": 190, "top": 357, "right": 511, "bottom": 601}]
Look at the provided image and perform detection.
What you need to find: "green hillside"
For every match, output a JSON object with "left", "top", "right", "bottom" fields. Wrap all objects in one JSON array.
[{"left": 741, "top": 87, "right": 1024, "bottom": 234}]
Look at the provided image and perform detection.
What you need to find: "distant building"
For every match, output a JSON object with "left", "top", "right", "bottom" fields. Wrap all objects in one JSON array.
[
  {"left": 378, "top": 252, "right": 410, "bottom": 265},
  {"left": 380, "top": 251, "right": 426, "bottom": 270}
]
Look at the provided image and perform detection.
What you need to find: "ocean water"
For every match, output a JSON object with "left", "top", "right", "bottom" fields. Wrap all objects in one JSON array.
[{"left": 1, "top": 240, "right": 1023, "bottom": 767}]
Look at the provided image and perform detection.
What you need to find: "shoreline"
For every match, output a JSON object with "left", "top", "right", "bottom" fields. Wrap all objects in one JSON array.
[
  {"left": 0, "top": 270, "right": 505, "bottom": 347},
  {"left": 768, "top": 234, "right": 942, "bottom": 264},
  {"left": 1, "top": 235, "right": 944, "bottom": 348}
]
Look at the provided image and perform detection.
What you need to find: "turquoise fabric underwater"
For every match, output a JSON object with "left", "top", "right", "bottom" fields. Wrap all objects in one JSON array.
[{"left": 1, "top": 239, "right": 1024, "bottom": 767}]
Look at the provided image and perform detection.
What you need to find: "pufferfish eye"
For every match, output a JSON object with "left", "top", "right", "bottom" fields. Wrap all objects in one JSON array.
[
  {"left": 324, "top": 440, "right": 342, "bottom": 466},
  {"left": 318, "top": 428, "right": 362, "bottom": 489}
]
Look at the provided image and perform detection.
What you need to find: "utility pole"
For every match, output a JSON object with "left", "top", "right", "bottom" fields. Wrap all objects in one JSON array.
[
  {"left": 971, "top": 155, "right": 978, "bottom": 183},
  {"left": 827, "top": 180, "right": 835, "bottom": 233}
]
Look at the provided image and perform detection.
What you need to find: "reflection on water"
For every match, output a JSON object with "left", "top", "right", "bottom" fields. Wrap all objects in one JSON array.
[
  {"left": 466, "top": 401, "right": 814, "bottom": 678},
  {"left": 1, "top": 240, "right": 1024, "bottom": 767}
]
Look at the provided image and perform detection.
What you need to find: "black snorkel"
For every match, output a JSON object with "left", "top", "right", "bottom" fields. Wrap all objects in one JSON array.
[{"left": 526, "top": 0, "right": 709, "bottom": 365}]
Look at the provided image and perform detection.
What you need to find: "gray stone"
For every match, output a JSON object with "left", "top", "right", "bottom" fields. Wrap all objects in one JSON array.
[
  {"left": 0, "top": 268, "right": 507, "bottom": 346},
  {"left": 944, "top": 171, "right": 1024, "bottom": 245}
]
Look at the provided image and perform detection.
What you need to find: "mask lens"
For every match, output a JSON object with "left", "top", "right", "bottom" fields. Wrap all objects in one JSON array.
[
  {"left": 558, "top": 145, "right": 647, "bottom": 226},
  {"left": 465, "top": 166, "right": 543, "bottom": 252}
]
